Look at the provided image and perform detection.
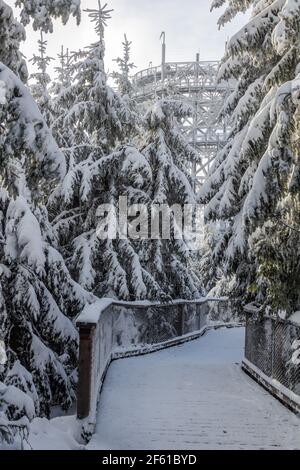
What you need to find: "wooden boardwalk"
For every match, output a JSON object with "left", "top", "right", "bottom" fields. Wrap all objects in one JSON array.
[{"left": 88, "top": 327, "right": 300, "bottom": 450}]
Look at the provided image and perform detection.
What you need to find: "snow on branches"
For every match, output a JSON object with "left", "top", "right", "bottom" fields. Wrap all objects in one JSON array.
[
  {"left": 0, "top": 63, "right": 66, "bottom": 189},
  {"left": 141, "top": 99, "right": 203, "bottom": 300},
  {"left": 16, "top": 0, "right": 81, "bottom": 33},
  {"left": 202, "top": 0, "right": 300, "bottom": 311},
  {"left": 0, "top": 0, "right": 93, "bottom": 442},
  {"left": 0, "top": 1, "right": 27, "bottom": 81}
]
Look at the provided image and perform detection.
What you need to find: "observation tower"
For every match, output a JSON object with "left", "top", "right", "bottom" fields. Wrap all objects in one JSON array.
[{"left": 133, "top": 34, "right": 232, "bottom": 191}]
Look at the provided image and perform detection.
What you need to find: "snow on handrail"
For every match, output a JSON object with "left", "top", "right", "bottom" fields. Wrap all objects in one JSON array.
[{"left": 76, "top": 296, "right": 228, "bottom": 325}]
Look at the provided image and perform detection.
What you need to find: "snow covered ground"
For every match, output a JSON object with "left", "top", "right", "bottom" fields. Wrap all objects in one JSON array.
[
  {"left": 88, "top": 327, "right": 300, "bottom": 450},
  {"left": 25, "top": 416, "right": 85, "bottom": 450},
  {"left": 4, "top": 326, "right": 299, "bottom": 450},
  {"left": 0, "top": 415, "right": 85, "bottom": 450}
]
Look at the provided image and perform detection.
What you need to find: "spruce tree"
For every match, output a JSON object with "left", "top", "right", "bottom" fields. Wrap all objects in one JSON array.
[
  {"left": 112, "top": 34, "right": 136, "bottom": 97},
  {"left": 0, "top": 0, "right": 87, "bottom": 444},
  {"left": 49, "top": 2, "right": 166, "bottom": 301},
  {"left": 0, "top": 58, "right": 92, "bottom": 439},
  {"left": 50, "top": 46, "right": 78, "bottom": 163},
  {"left": 62, "top": 2, "right": 134, "bottom": 158},
  {"left": 140, "top": 99, "right": 203, "bottom": 299},
  {"left": 200, "top": 1, "right": 300, "bottom": 313},
  {"left": 112, "top": 34, "right": 140, "bottom": 135},
  {"left": 30, "top": 31, "right": 54, "bottom": 126}
]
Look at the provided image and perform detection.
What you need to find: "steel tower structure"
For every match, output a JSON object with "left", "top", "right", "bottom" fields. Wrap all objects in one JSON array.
[{"left": 133, "top": 35, "right": 232, "bottom": 191}]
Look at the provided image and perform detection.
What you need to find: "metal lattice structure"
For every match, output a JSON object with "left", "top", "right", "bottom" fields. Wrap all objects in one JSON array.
[{"left": 133, "top": 38, "right": 233, "bottom": 191}]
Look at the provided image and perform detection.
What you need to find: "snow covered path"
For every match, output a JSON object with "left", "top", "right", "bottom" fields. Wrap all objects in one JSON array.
[{"left": 88, "top": 327, "right": 300, "bottom": 450}]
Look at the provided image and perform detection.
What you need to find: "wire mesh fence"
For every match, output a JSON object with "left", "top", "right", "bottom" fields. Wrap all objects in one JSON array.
[{"left": 245, "top": 314, "right": 300, "bottom": 397}]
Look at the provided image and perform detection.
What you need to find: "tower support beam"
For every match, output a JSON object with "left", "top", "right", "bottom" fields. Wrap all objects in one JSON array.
[{"left": 133, "top": 59, "right": 233, "bottom": 190}]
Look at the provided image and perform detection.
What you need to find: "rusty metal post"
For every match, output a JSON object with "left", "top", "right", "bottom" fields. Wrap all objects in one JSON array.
[{"left": 77, "top": 323, "right": 95, "bottom": 419}]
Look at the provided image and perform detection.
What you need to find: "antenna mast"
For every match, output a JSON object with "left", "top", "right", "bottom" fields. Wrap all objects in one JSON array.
[{"left": 160, "top": 32, "right": 166, "bottom": 82}]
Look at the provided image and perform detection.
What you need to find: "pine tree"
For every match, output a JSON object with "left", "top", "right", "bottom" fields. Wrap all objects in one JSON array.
[
  {"left": 112, "top": 34, "right": 140, "bottom": 137},
  {"left": 0, "top": 0, "right": 87, "bottom": 444},
  {"left": 0, "top": 61, "right": 92, "bottom": 437},
  {"left": 140, "top": 99, "right": 203, "bottom": 299},
  {"left": 49, "top": 3, "right": 165, "bottom": 301},
  {"left": 112, "top": 34, "right": 136, "bottom": 97},
  {"left": 62, "top": 2, "right": 135, "bottom": 159},
  {"left": 50, "top": 46, "right": 77, "bottom": 156},
  {"left": 30, "top": 32, "right": 54, "bottom": 126},
  {"left": 200, "top": 1, "right": 300, "bottom": 313},
  {"left": 55, "top": 46, "right": 73, "bottom": 89}
]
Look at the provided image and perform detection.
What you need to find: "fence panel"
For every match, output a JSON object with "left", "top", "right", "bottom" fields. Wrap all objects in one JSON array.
[
  {"left": 245, "top": 317, "right": 273, "bottom": 377},
  {"left": 272, "top": 321, "right": 300, "bottom": 395},
  {"left": 244, "top": 310, "right": 300, "bottom": 408}
]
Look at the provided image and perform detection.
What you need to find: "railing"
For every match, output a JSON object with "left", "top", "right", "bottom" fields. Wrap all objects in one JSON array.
[
  {"left": 132, "top": 61, "right": 231, "bottom": 99},
  {"left": 242, "top": 304, "right": 300, "bottom": 413},
  {"left": 76, "top": 297, "right": 231, "bottom": 438},
  {"left": 133, "top": 61, "right": 220, "bottom": 84}
]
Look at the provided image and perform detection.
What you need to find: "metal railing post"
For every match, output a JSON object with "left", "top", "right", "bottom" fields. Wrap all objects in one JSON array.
[
  {"left": 181, "top": 304, "right": 186, "bottom": 336},
  {"left": 270, "top": 318, "right": 275, "bottom": 380}
]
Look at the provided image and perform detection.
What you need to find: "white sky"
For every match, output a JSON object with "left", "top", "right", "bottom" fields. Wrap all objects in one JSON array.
[{"left": 7, "top": 0, "right": 248, "bottom": 79}]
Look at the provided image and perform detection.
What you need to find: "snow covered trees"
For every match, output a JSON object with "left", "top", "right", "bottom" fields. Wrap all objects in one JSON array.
[
  {"left": 112, "top": 34, "right": 136, "bottom": 97},
  {"left": 0, "top": 0, "right": 87, "bottom": 444},
  {"left": 200, "top": 1, "right": 300, "bottom": 312},
  {"left": 0, "top": 0, "right": 27, "bottom": 81},
  {"left": 50, "top": 46, "right": 78, "bottom": 166},
  {"left": 49, "top": 4, "right": 202, "bottom": 301},
  {"left": 0, "top": 62, "right": 91, "bottom": 436},
  {"left": 62, "top": 2, "right": 134, "bottom": 157},
  {"left": 0, "top": 0, "right": 81, "bottom": 84},
  {"left": 49, "top": 3, "right": 164, "bottom": 301},
  {"left": 0, "top": 64, "right": 65, "bottom": 191},
  {"left": 112, "top": 34, "right": 139, "bottom": 130},
  {"left": 15, "top": 0, "right": 81, "bottom": 33},
  {"left": 140, "top": 99, "right": 203, "bottom": 299},
  {"left": 30, "top": 32, "right": 54, "bottom": 126},
  {"left": 52, "top": 143, "right": 168, "bottom": 300}
]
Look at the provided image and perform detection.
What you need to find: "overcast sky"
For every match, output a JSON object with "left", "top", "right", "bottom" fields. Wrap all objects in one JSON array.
[{"left": 7, "top": 0, "right": 248, "bottom": 79}]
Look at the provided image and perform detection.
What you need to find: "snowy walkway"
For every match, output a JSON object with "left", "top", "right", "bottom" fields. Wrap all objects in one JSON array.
[{"left": 88, "top": 327, "right": 300, "bottom": 450}]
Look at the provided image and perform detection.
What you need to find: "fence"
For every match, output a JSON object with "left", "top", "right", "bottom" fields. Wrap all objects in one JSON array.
[
  {"left": 76, "top": 297, "right": 231, "bottom": 437},
  {"left": 243, "top": 305, "right": 300, "bottom": 413}
]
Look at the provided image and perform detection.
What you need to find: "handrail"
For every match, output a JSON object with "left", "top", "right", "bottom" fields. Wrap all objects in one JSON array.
[
  {"left": 76, "top": 296, "right": 228, "bottom": 325},
  {"left": 76, "top": 297, "right": 232, "bottom": 439},
  {"left": 133, "top": 60, "right": 220, "bottom": 82}
]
